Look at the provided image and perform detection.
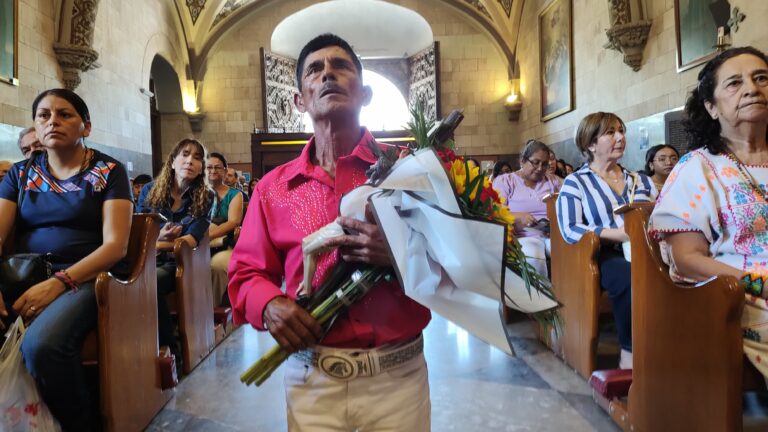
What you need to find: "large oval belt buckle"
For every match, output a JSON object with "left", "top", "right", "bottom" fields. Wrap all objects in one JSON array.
[{"left": 318, "top": 353, "right": 358, "bottom": 380}]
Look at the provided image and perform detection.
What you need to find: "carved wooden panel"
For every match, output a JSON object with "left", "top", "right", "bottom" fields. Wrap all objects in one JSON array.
[
  {"left": 408, "top": 43, "right": 440, "bottom": 122},
  {"left": 261, "top": 49, "right": 304, "bottom": 132}
]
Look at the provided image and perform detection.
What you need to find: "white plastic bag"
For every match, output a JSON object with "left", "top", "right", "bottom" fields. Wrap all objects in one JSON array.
[{"left": 0, "top": 317, "right": 61, "bottom": 432}]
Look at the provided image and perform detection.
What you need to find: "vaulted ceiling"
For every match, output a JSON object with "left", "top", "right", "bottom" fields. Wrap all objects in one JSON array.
[{"left": 172, "top": 0, "right": 524, "bottom": 79}]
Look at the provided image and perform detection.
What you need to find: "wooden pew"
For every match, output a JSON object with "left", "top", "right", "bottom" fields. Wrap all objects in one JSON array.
[
  {"left": 89, "top": 214, "right": 173, "bottom": 431},
  {"left": 173, "top": 234, "right": 216, "bottom": 374},
  {"left": 2, "top": 214, "right": 172, "bottom": 432},
  {"left": 608, "top": 204, "right": 747, "bottom": 431},
  {"left": 543, "top": 193, "right": 603, "bottom": 378}
]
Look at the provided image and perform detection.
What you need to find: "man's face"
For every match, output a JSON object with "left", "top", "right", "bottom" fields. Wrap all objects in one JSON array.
[
  {"left": 19, "top": 130, "right": 43, "bottom": 159},
  {"left": 225, "top": 168, "right": 238, "bottom": 186},
  {"left": 294, "top": 46, "right": 371, "bottom": 122}
]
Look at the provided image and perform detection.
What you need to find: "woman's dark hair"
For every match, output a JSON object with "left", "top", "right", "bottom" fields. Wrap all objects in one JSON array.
[
  {"left": 492, "top": 160, "right": 512, "bottom": 178},
  {"left": 209, "top": 152, "right": 228, "bottom": 168},
  {"left": 684, "top": 46, "right": 768, "bottom": 154},
  {"left": 520, "top": 139, "right": 550, "bottom": 164},
  {"left": 32, "top": 88, "right": 90, "bottom": 122},
  {"left": 642, "top": 144, "right": 680, "bottom": 175},
  {"left": 574, "top": 112, "right": 625, "bottom": 162}
]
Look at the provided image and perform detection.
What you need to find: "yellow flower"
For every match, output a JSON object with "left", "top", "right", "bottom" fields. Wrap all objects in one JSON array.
[{"left": 449, "top": 159, "right": 467, "bottom": 195}]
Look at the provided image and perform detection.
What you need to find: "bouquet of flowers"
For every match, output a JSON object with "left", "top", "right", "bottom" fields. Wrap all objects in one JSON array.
[{"left": 240, "top": 104, "right": 560, "bottom": 387}]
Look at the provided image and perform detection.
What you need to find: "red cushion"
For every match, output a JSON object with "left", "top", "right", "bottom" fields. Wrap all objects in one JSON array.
[{"left": 589, "top": 369, "right": 632, "bottom": 399}]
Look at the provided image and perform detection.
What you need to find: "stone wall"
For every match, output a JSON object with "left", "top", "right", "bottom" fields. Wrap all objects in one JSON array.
[
  {"left": 0, "top": 0, "right": 186, "bottom": 176},
  {"left": 513, "top": 0, "right": 768, "bottom": 159},
  {"left": 197, "top": 0, "right": 517, "bottom": 163}
]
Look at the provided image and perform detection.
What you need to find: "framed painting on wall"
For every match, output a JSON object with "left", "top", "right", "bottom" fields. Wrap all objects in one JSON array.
[
  {"left": 0, "top": 0, "right": 18, "bottom": 85},
  {"left": 674, "top": 0, "right": 719, "bottom": 72},
  {"left": 539, "top": 0, "right": 573, "bottom": 122}
]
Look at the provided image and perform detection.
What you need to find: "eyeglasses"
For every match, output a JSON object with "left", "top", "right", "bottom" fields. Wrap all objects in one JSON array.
[
  {"left": 653, "top": 156, "right": 679, "bottom": 163},
  {"left": 206, "top": 166, "right": 225, "bottom": 172},
  {"left": 526, "top": 159, "right": 550, "bottom": 169}
]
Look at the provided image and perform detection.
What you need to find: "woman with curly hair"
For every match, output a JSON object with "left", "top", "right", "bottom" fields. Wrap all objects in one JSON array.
[
  {"left": 137, "top": 138, "right": 213, "bottom": 360},
  {"left": 650, "top": 46, "right": 768, "bottom": 377}
]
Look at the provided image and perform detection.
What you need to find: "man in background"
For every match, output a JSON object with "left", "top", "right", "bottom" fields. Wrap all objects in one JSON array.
[{"left": 18, "top": 127, "right": 43, "bottom": 159}]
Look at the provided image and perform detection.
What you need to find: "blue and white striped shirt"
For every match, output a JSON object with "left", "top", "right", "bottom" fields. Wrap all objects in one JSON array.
[{"left": 556, "top": 164, "right": 657, "bottom": 244}]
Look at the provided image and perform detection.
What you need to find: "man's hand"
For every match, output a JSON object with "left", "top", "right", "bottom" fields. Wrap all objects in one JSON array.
[
  {"left": 324, "top": 216, "right": 392, "bottom": 266},
  {"left": 12, "top": 278, "right": 67, "bottom": 323},
  {"left": 263, "top": 296, "right": 323, "bottom": 353}
]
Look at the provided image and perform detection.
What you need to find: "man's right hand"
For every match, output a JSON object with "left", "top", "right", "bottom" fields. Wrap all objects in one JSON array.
[{"left": 263, "top": 296, "right": 323, "bottom": 353}]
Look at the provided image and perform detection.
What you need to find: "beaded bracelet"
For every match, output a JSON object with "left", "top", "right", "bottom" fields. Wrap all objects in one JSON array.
[
  {"left": 742, "top": 272, "right": 767, "bottom": 298},
  {"left": 53, "top": 270, "right": 79, "bottom": 292}
]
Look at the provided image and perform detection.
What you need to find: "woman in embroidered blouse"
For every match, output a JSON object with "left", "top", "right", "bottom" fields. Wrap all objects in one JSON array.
[
  {"left": 642, "top": 144, "right": 680, "bottom": 192},
  {"left": 0, "top": 89, "right": 132, "bottom": 431},
  {"left": 206, "top": 152, "right": 243, "bottom": 306},
  {"left": 556, "top": 112, "right": 657, "bottom": 369},
  {"left": 650, "top": 47, "right": 768, "bottom": 378},
  {"left": 493, "top": 140, "right": 562, "bottom": 277},
  {"left": 137, "top": 138, "right": 213, "bottom": 361}
]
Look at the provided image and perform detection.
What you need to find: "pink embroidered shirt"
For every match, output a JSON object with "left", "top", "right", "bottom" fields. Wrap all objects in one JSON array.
[{"left": 228, "top": 128, "right": 430, "bottom": 348}]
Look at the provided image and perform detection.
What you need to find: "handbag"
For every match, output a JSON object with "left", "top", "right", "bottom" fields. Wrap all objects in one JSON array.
[
  {"left": 0, "top": 153, "right": 52, "bottom": 324},
  {"left": 0, "top": 317, "right": 61, "bottom": 432}
]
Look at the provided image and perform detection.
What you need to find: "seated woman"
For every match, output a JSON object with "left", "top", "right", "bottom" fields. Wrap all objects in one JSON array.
[
  {"left": 642, "top": 144, "right": 680, "bottom": 192},
  {"left": 556, "top": 112, "right": 657, "bottom": 369},
  {"left": 649, "top": 46, "right": 768, "bottom": 378},
  {"left": 492, "top": 160, "right": 513, "bottom": 181},
  {"left": 206, "top": 152, "right": 243, "bottom": 306},
  {"left": 492, "top": 140, "right": 562, "bottom": 277},
  {"left": 136, "top": 138, "right": 213, "bottom": 359},
  {"left": 546, "top": 149, "right": 560, "bottom": 178},
  {"left": 0, "top": 88, "right": 132, "bottom": 431}
]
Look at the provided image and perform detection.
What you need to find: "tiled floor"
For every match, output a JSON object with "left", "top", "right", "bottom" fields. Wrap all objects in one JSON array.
[{"left": 147, "top": 314, "right": 620, "bottom": 432}]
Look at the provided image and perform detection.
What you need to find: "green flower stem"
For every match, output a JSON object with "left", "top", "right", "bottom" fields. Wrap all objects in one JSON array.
[{"left": 240, "top": 267, "right": 388, "bottom": 386}]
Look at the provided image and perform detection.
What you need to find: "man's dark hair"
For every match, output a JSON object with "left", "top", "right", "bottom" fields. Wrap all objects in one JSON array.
[
  {"left": 133, "top": 174, "right": 152, "bottom": 186},
  {"left": 296, "top": 33, "right": 363, "bottom": 91}
]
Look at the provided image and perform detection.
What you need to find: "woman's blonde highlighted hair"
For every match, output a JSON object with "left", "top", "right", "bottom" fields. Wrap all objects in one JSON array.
[
  {"left": 574, "top": 112, "right": 625, "bottom": 163},
  {"left": 145, "top": 138, "right": 212, "bottom": 218}
]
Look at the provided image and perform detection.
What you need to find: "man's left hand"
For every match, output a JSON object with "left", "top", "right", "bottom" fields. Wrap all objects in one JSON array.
[{"left": 324, "top": 216, "right": 391, "bottom": 267}]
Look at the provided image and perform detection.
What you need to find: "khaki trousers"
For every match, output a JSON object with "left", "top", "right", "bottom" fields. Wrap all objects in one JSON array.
[{"left": 284, "top": 352, "right": 431, "bottom": 432}]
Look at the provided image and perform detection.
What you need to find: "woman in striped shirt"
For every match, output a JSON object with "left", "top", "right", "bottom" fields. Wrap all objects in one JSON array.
[{"left": 555, "top": 112, "right": 657, "bottom": 369}]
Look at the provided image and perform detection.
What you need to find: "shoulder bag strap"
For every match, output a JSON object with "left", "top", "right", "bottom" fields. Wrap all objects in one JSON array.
[{"left": 17, "top": 151, "right": 40, "bottom": 211}]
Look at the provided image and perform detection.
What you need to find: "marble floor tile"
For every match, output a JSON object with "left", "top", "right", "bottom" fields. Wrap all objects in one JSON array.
[{"left": 148, "top": 314, "right": 615, "bottom": 431}]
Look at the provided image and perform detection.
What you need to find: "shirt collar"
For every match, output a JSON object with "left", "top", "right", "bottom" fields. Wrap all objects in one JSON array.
[{"left": 283, "top": 127, "right": 377, "bottom": 183}]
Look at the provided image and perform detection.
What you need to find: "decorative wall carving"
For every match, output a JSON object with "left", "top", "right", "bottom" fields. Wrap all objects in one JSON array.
[
  {"left": 70, "top": 0, "right": 99, "bottom": 46},
  {"left": 728, "top": 6, "right": 745, "bottom": 33},
  {"left": 604, "top": 0, "right": 651, "bottom": 71},
  {"left": 55, "top": 0, "right": 101, "bottom": 90},
  {"left": 408, "top": 44, "right": 438, "bottom": 122},
  {"left": 464, "top": 0, "right": 493, "bottom": 21},
  {"left": 212, "top": 0, "right": 250, "bottom": 28},
  {"left": 607, "top": 0, "right": 631, "bottom": 26},
  {"left": 186, "top": 0, "right": 207, "bottom": 24},
  {"left": 497, "top": 0, "right": 513, "bottom": 18},
  {"left": 262, "top": 50, "right": 304, "bottom": 132}
]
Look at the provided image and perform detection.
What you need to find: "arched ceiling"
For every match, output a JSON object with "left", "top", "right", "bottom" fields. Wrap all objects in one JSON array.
[
  {"left": 271, "top": 1, "right": 434, "bottom": 58},
  {"left": 171, "top": 0, "right": 525, "bottom": 79}
]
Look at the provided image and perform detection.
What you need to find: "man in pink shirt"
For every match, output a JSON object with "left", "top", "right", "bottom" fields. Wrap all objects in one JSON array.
[{"left": 228, "top": 34, "right": 431, "bottom": 431}]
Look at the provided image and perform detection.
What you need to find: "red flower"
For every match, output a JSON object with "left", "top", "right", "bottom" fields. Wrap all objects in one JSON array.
[
  {"left": 437, "top": 148, "right": 458, "bottom": 164},
  {"left": 480, "top": 186, "right": 500, "bottom": 203},
  {"left": 24, "top": 403, "right": 39, "bottom": 416}
]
